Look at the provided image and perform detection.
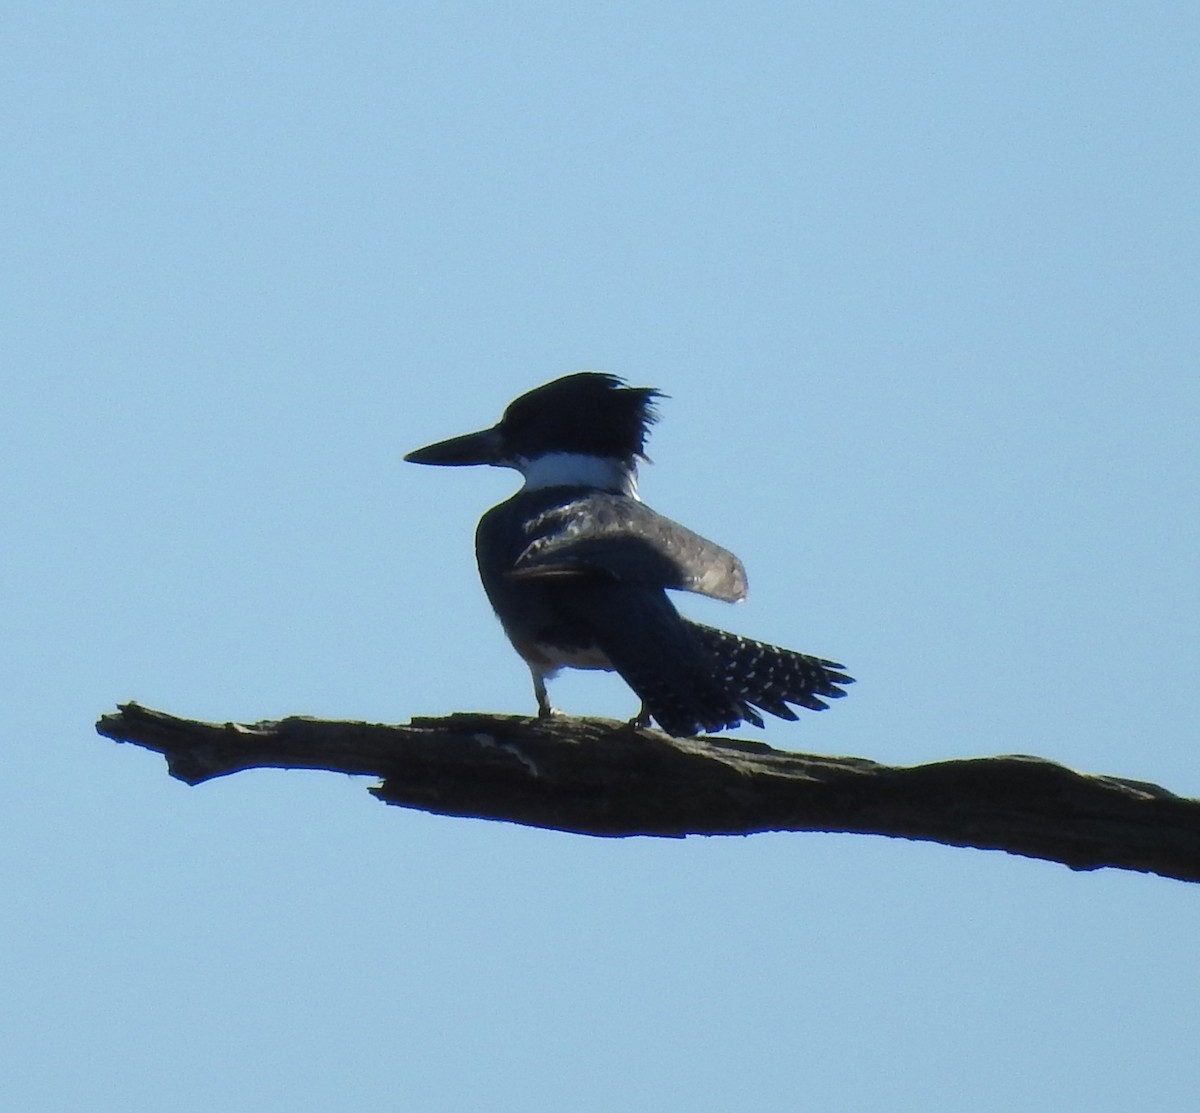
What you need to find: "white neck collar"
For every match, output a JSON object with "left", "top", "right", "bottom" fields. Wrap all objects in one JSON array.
[{"left": 517, "top": 453, "right": 640, "bottom": 499}]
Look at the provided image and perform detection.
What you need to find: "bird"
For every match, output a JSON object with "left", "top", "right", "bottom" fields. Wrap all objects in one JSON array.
[{"left": 404, "top": 372, "right": 852, "bottom": 737}]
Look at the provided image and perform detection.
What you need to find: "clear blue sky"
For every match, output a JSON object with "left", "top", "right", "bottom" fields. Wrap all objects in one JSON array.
[{"left": 5, "top": 4, "right": 1198, "bottom": 1110}]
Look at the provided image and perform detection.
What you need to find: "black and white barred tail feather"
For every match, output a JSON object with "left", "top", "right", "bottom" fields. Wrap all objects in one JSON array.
[
  {"left": 685, "top": 622, "right": 852, "bottom": 726},
  {"left": 590, "top": 598, "right": 854, "bottom": 737}
]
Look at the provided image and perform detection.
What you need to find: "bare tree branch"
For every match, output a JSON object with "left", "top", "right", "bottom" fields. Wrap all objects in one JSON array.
[{"left": 95, "top": 702, "right": 1200, "bottom": 883}]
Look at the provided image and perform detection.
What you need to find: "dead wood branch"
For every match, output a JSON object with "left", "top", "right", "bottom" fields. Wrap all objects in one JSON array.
[{"left": 95, "top": 702, "right": 1200, "bottom": 882}]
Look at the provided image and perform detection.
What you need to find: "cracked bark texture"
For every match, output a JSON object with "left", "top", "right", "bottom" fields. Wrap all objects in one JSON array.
[{"left": 95, "top": 702, "right": 1200, "bottom": 883}]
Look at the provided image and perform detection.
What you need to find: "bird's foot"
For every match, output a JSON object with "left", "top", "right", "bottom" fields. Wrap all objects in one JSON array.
[{"left": 628, "top": 703, "right": 654, "bottom": 730}]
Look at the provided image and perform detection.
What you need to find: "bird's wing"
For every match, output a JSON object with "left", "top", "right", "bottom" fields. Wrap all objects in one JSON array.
[{"left": 508, "top": 493, "right": 748, "bottom": 603}]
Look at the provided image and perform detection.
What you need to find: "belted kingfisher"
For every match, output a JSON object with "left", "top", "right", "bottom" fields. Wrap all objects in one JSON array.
[{"left": 405, "top": 372, "right": 852, "bottom": 736}]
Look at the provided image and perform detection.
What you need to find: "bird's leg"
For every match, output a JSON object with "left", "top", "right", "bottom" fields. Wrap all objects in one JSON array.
[
  {"left": 531, "top": 671, "right": 560, "bottom": 719},
  {"left": 629, "top": 701, "right": 653, "bottom": 730}
]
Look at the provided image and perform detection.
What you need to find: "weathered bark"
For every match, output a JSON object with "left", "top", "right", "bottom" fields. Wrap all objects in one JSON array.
[{"left": 95, "top": 702, "right": 1200, "bottom": 883}]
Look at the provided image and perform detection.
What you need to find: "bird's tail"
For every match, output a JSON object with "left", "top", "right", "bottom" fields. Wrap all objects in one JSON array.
[
  {"left": 682, "top": 622, "right": 853, "bottom": 732},
  {"left": 575, "top": 585, "right": 853, "bottom": 737},
  {"left": 598, "top": 612, "right": 852, "bottom": 737}
]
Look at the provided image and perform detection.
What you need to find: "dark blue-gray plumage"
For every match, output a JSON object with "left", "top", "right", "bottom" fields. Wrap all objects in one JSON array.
[{"left": 405, "top": 372, "right": 852, "bottom": 736}]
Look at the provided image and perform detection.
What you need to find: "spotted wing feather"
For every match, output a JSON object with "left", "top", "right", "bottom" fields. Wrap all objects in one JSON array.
[{"left": 508, "top": 493, "right": 747, "bottom": 604}]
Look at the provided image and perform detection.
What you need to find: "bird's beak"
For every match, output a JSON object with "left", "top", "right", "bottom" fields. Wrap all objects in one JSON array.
[{"left": 404, "top": 426, "right": 506, "bottom": 467}]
